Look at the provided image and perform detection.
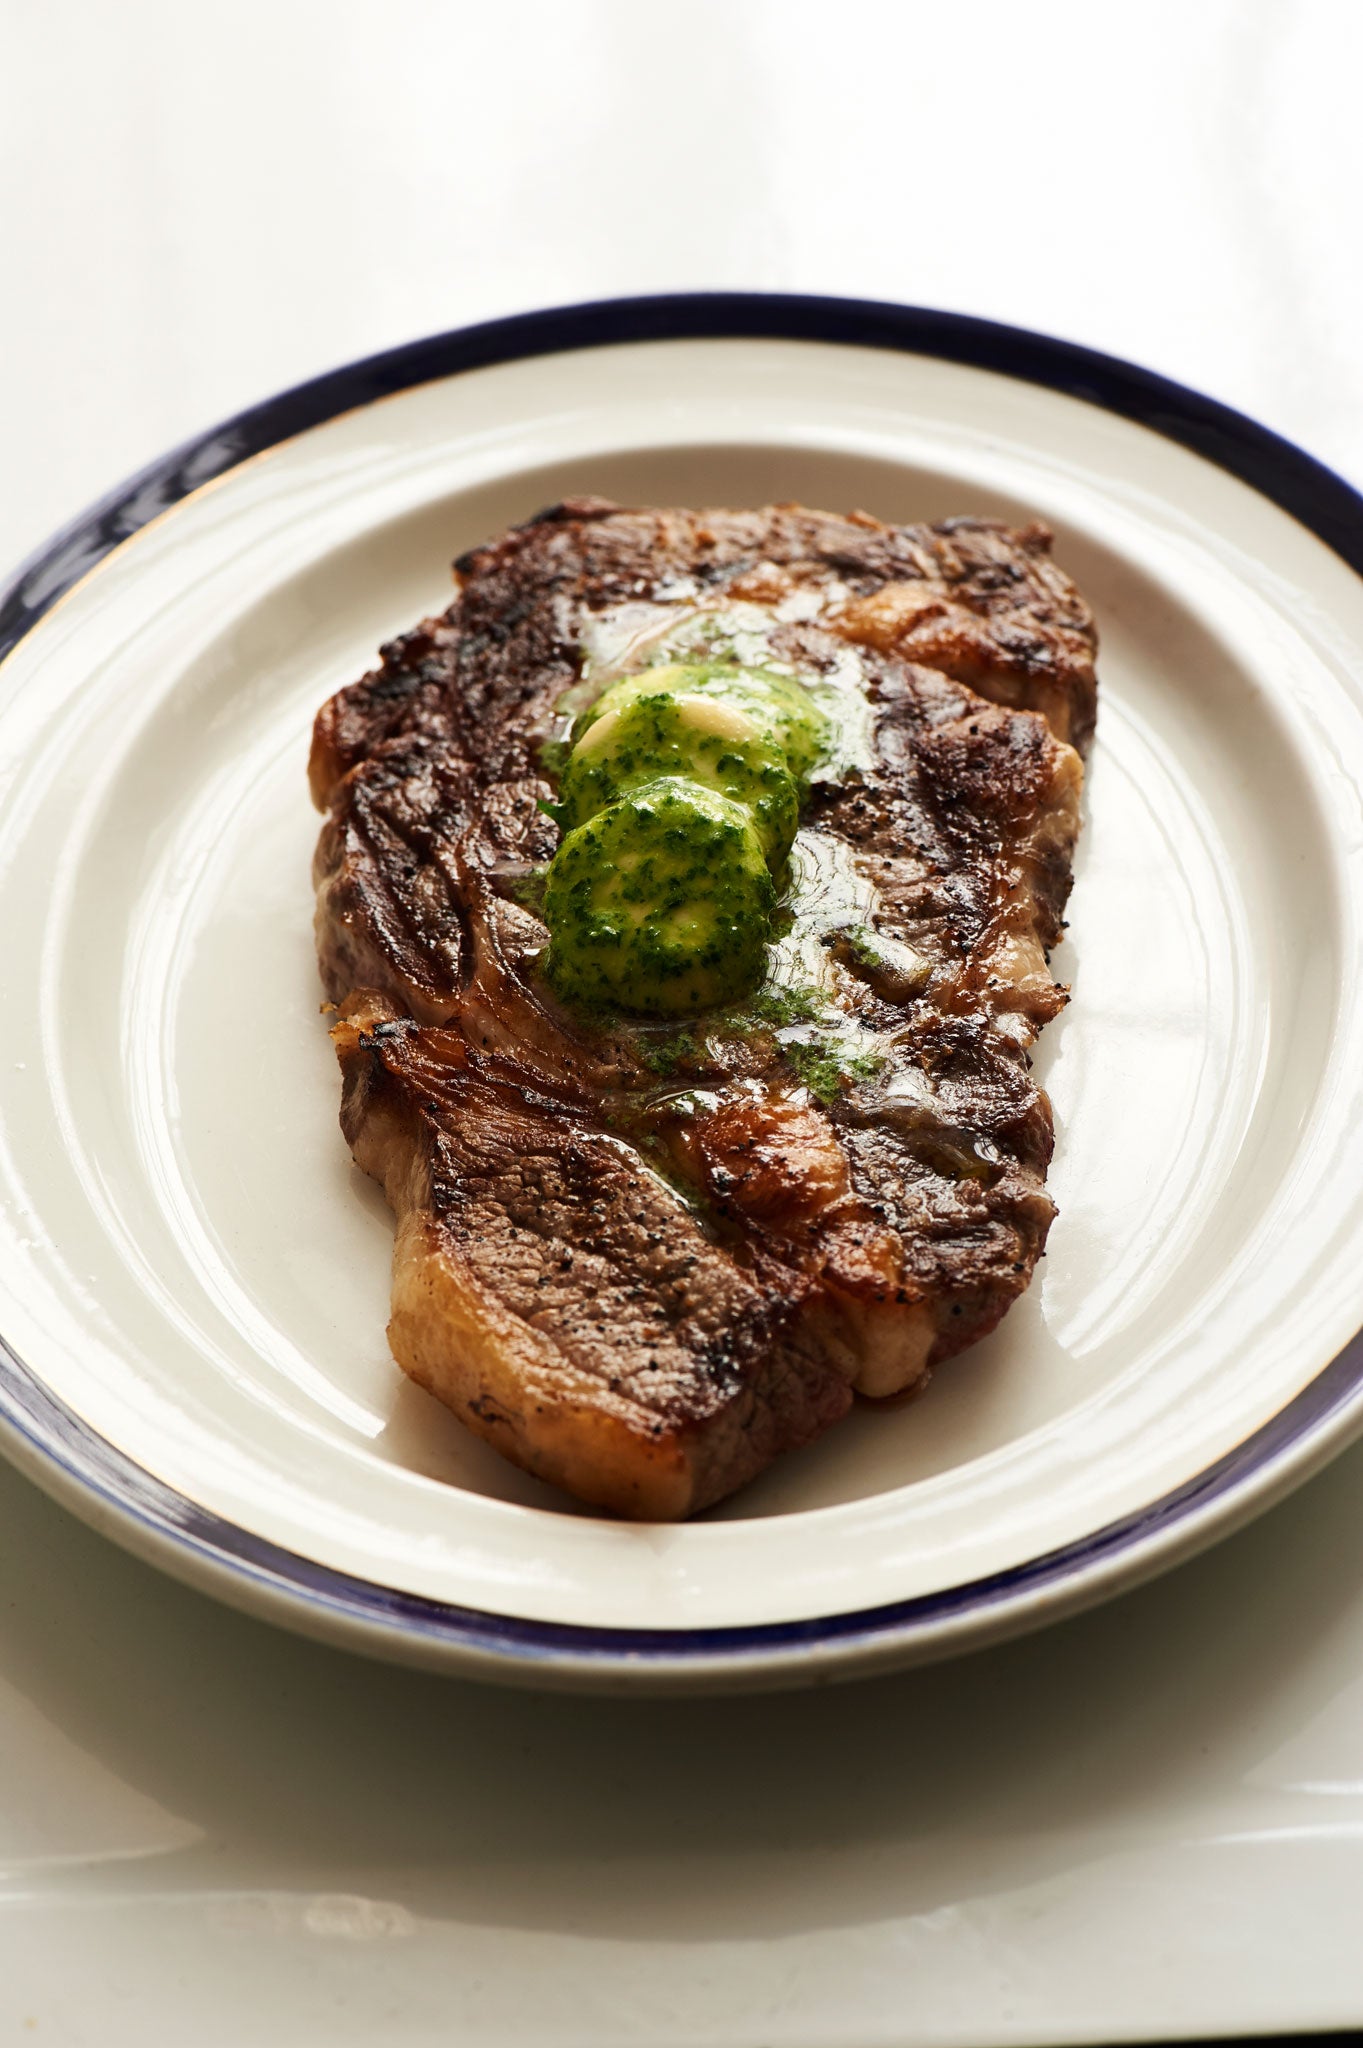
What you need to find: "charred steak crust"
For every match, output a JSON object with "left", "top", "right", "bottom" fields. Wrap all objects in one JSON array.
[
  {"left": 334, "top": 995, "right": 850, "bottom": 1520},
  {"left": 311, "top": 501, "right": 1095, "bottom": 1518}
]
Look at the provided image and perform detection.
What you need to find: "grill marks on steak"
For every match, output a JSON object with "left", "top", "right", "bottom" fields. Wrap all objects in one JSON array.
[
  {"left": 313, "top": 735, "right": 557, "bottom": 1025},
  {"left": 311, "top": 501, "right": 1095, "bottom": 1516},
  {"left": 826, "top": 664, "right": 1083, "bottom": 1032}
]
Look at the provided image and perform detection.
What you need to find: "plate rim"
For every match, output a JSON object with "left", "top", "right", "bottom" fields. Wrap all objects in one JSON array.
[{"left": 4, "top": 289, "right": 1363, "bottom": 1689}]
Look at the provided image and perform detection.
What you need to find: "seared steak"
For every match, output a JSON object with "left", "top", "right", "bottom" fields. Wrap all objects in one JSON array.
[{"left": 311, "top": 501, "right": 1095, "bottom": 1517}]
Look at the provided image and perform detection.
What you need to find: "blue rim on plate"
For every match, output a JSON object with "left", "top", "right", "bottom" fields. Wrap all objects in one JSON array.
[{"left": 4, "top": 291, "right": 1363, "bottom": 1678}]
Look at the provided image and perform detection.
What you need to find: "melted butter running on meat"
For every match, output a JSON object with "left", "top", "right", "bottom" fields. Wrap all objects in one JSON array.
[
  {"left": 543, "top": 596, "right": 923, "bottom": 1096},
  {"left": 530, "top": 589, "right": 1071, "bottom": 1400}
]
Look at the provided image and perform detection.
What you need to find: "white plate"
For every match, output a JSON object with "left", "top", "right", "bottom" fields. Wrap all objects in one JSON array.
[{"left": 3, "top": 296, "right": 1363, "bottom": 1692}]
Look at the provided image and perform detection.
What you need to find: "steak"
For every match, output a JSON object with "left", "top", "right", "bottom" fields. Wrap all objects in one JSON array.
[{"left": 311, "top": 500, "right": 1095, "bottom": 1517}]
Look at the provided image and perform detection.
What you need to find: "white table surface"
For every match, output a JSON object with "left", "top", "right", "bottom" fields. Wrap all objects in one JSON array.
[{"left": 3, "top": 3, "right": 1363, "bottom": 2041}]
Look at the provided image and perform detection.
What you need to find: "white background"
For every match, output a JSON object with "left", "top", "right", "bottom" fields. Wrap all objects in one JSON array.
[
  {"left": 3, "top": 3, "right": 1363, "bottom": 2042},
  {"left": 5, "top": 0, "right": 1363, "bottom": 571}
]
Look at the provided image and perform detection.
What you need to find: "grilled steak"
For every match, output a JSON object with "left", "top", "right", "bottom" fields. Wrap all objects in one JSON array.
[{"left": 311, "top": 501, "right": 1095, "bottom": 1517}]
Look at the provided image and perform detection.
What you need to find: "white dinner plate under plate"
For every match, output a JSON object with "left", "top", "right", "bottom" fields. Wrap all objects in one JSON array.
[{"left": 3, "top": 295, "right": 1363, "bottom": 1693}]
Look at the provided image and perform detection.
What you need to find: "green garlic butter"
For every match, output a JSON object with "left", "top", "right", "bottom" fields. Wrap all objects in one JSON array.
[
  {"left": 576, "top": 664, "right": 828, "bottom": 791},
  {"left": 558, "top": 684, "right": 799, "bottom": 862},
  {"left": 544, "top": 777, "right": 774, "bottom": 1014},
  {"left": 544, "top": 661, "right": 832, "bottom": 1017}
]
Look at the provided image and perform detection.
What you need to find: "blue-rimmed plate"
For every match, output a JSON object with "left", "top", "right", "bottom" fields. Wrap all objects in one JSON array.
[{"left": 2, "top": 295, "right": 1363, "bottom": 1692}]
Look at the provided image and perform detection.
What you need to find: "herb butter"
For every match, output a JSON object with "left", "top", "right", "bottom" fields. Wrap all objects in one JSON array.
[
  {"left": 544, "top": 777, "right": 774, "bottom": 1014},
  {"left": 544, "top": 660, "right": 833, "bottom": 1016}
]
